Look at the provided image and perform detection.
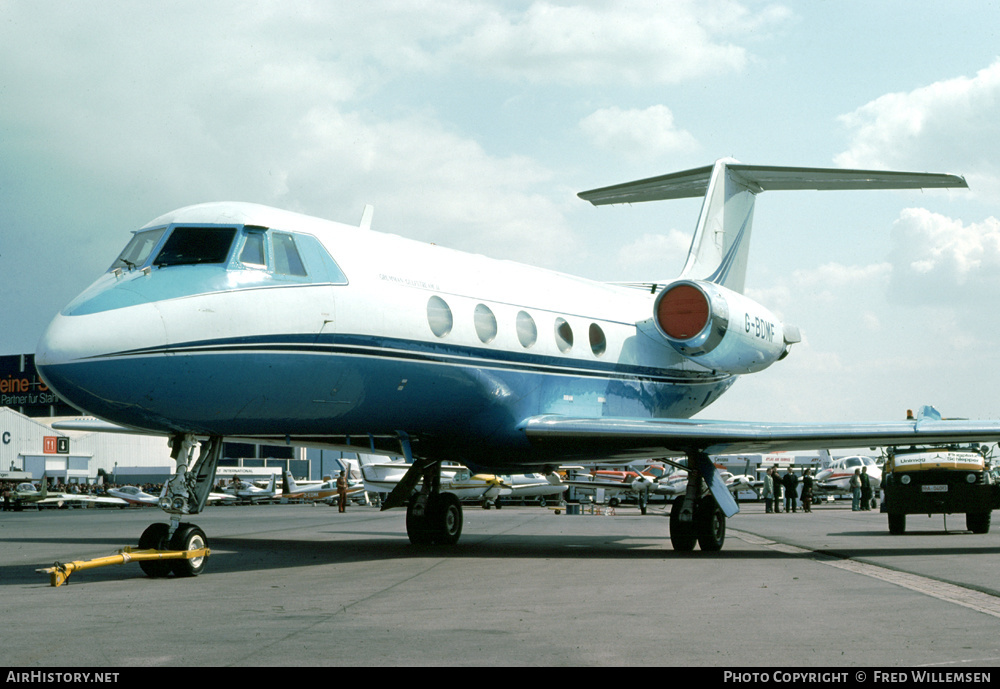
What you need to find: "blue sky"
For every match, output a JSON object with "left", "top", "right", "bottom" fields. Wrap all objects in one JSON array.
[{"left": 2, "top": 1, "right": 1000, "bottom": 425}]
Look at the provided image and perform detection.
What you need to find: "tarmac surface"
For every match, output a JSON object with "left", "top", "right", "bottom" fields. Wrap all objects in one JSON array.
[{"left": 3, "top": 499, "right": 1000, "bottom": 667}]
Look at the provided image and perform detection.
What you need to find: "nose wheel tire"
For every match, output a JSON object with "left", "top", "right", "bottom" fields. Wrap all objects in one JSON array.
[
  {"left": 137, "top": 523, "right": 172, "bottom": 578},
  {"left": 170, "top": 523, "right": 208, "bottom": 577}
]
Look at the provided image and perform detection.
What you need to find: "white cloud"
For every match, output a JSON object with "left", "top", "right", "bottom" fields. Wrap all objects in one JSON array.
[
  {"left": 447, "top": 0, "right": 784, "bottom": 85},
  {"left": 246, "top": 106, "right": 579, "bottom": 267},
  {"left": 614, "top": 230, "right": 692, "bottom": 279},
  {"left": 835, "top": 59, "right": 1000, "bottom": 202},
  {"left": 887, "top": 207, "right": 1000, "bottom": 304},
  {"left": 579, "top": 106, "right": 699, "bottom": 159}
]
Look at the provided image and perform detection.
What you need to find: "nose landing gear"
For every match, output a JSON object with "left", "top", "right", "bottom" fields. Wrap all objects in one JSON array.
[{"left": 136, "top": 434, "right": 224, "bottom": 578}]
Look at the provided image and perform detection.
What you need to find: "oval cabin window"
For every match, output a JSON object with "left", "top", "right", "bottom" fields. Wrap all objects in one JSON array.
[
  {"left": 427, "top": 296, "right": 453, "bottom": 338},
  {"left": 554, "top": 318, "right": 573, "bottom": 353},
  {"left": 516, "top": 311, "right": 537, "bottom": 348},
  {"left": 475, "top": 304, "right": 498, "bottom": 344}
]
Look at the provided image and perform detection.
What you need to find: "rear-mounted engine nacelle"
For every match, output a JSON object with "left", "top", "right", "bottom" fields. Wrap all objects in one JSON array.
[{"left": 653, "top": 280, "right": 795, "bottom": 374}]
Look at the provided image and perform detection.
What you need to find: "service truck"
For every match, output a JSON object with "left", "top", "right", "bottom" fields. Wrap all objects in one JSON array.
[{"left": 881, "top": 445, "right": 1000, "bottom": 534}]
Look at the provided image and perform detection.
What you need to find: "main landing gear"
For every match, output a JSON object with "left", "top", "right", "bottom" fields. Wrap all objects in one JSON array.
[
  {"left": 382, "top": 455, "right": 464, "bottom": 546},
  {"left": 138, "top": 434, "right": 223, "bottom": 577},
  {"left": 669, "top": 496, "right": 726, "bottom": 551},
  {"left": 668, "top": 458, "right": 728, "bottom": 552},
  {"left": 407, "top": 492, "right": 463, "bottom": 545}
]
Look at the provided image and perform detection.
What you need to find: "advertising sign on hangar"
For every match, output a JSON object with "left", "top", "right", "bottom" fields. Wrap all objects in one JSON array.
[{"left": 0, "top": 354, "right": 77, "bottom": 417}]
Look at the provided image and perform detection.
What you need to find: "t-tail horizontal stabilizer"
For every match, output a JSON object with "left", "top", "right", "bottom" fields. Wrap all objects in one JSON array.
[{"left": 578, "top": 159, "right": 968, "bottom": 294}]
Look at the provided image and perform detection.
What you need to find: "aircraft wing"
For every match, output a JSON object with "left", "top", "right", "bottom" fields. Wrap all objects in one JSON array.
[
  {"left": 520, "top": 414, "right": 1000, "bottom": 458},
  {"left": 32, "top": 494, "right": 127, "bottom": 506},
  {"left": 560, "top": 478, "right": 637, "bottom": 495},
  {"left": 51, "top": 418, "right": 160, "bottom": 434}
]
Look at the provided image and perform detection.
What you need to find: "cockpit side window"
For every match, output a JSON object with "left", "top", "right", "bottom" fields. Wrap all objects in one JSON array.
[
  {"left": 153, "top": 227, "right": 238, "bottom": 267},
  {"left": 273, "top": 233, "right": 307, "bottom": 276},
  {"left": 239, "top": 231, "right": 267, "bottom": 268},
  {"left": 110, "top": 228, "right": 166, "bottom": 271}
]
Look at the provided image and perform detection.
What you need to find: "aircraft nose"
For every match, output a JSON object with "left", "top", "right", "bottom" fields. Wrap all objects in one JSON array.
[{"left": 35, "top": 302, "right": 167, "bottom": 414}]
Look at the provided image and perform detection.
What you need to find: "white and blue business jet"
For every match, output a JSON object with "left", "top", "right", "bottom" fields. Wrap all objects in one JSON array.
[{"left": 35, "top": 158, "right": 1000, "bottom": 573}]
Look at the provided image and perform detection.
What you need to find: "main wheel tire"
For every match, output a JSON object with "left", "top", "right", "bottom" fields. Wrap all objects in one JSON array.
[
  {"left": 669, "top": 497, "right": 697, "bottom": 552},
  {"left": 967, "top": 511, "right": 991, "bottom": 534},
  {"left": 888, "top": 513, "right": 906, "bottom": 535},
  {"left": 406, "top": 497, "right": 434, "bottom": 545},
  {"left": 696, "top": 501, "right": 726, "bottom": 552},
  {"left": 138, "top": 523, "right": 172, "bottom": 577},
  {"left": 170, "top": 523, "right": 208, "bottom": 577},
  {"left": 429, "top": 493, "right": 463, "bottom": 545}
]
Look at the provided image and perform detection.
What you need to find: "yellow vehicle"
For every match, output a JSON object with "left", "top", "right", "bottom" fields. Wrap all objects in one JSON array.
[{"left": 882, "top": 445, "right": 1000, "bottom": 534}]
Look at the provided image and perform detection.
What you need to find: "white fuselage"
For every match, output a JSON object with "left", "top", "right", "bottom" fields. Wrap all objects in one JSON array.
[{"left": 35, "top": 202, "right": 735, "bottom": 471}]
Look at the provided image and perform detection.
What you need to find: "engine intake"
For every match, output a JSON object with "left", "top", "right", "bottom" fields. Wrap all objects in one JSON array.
[{"left": 653, "top": 280, "right": 795, "bottom": 374}]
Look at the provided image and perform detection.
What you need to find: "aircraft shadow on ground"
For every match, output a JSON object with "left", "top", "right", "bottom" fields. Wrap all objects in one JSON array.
[
  {"left": 9, "top": 522, "right": 1000, "bottom": 587},
  {"left": 2, "top": 530, "right": 804, "bottom": 587}
]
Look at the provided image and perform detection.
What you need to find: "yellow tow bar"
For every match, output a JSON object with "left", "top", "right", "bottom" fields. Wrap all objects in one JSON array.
[{"left": 36, "top": 546, "right": 211, "bottom": 587}]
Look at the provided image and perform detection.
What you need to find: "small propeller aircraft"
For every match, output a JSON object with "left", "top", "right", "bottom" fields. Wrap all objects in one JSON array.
[
  {"left": 223, "top": 473, "right": 279, "bottom": 503},
  {"left": 14, "top": 477, "right": 125, "bottom": 507},
  {"left": 282, "top": 470, "right": 367, "bottom": 505}
]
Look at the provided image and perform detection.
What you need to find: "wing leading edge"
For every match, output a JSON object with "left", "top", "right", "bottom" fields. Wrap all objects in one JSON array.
[{"left": 520, "top": 414, "right": 1000, "bottom": 458}]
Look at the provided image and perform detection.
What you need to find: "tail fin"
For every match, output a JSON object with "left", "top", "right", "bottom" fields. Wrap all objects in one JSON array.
[
  {"left": 578, "top": 159, "right": 967, "bottom": 294},
  {"left": 818, "top": 449, "right": 832, "bottom": 469},
  {"left": 283, "top": 470, "right": 298, "bottom": 494}
]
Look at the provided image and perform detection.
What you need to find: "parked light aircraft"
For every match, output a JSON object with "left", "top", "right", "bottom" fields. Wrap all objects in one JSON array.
[
  {"left": 223, "top": 473, "right": 279, "bottom": 502},
  {"left": 14, "top": 479, "right": 126, "bottom": 507},
  {"left": 109, "top": 484, "right": 236, "bottom": 506},
  {"left": 282, "top": 470, "right": 367, "bottom": 505},
  {"left": 812, "top": 455, "right": 882, "bottom": 498},
  {"left": 360, "top": 463, "right": 509, "bottom": 508},
  {"left": 106, "top": 485, "right": 161, "bottom": 506},
  {"left": 565, "top": 464, "right": 753, "bottom": 514},
  {"left": 36, "top": 158, "right": 1000, "bottom": 570},
  {"left": 496, "top": 472, "right": 567, "bottom": 506}
]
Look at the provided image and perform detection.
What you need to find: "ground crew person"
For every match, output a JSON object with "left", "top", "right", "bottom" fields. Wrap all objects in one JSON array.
[{"left": 336, "top": 471, "right": 348, "bottom": 513}]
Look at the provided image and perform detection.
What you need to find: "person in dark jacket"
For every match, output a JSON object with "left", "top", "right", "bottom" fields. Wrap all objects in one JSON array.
[
  {"left": 801, "top": 468, "right": 813, "bottom": 513},
  {"left": 782, "top": 468, "right": 799, "bottom": 513},
  {"left": 763, "top": 468, "right": 775, "bottom": 513},
  {"left": 860, "top": 467, "right": 872, "bottom": 511},
  {"left": 772, "top": 467, "right": 782, "bottom": 513}
]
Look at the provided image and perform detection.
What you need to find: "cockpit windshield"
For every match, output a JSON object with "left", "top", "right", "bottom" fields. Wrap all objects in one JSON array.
[
  {"left": 110, "top": 228, "right": 166, "bottom": 271},
  {"left": 153, "top": 227, "right": 238, "bottom": 267}
]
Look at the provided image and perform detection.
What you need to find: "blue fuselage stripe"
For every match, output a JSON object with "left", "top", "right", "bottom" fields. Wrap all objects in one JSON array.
[
  {"left": 38, "top": 333, "right": 736, "bottom": 465},
  {"left": 81, "top": 333, "right": 728, "bottom": 385}
]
